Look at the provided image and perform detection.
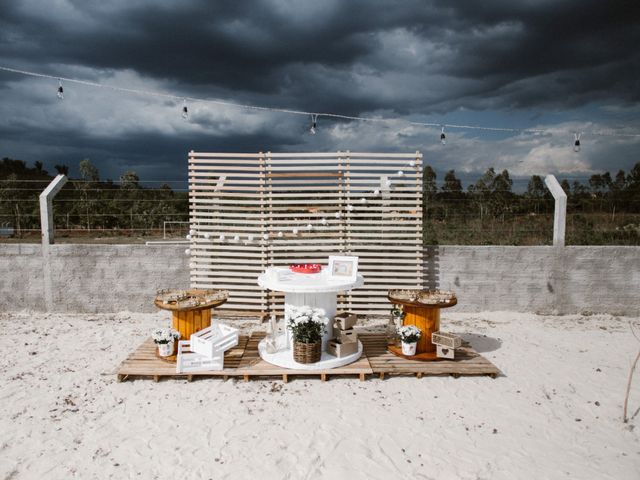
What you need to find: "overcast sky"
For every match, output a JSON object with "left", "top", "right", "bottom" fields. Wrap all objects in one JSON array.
[{"left": 0, "top": 0, "right": 638, "bottom": 186}]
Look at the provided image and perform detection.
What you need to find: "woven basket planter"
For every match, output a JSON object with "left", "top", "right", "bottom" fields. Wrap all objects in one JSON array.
[{"left": 292, "top": 341, "right": 321, "bottom": 364}]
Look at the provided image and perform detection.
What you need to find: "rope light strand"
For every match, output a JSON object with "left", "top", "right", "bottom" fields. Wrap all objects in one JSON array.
[{"left": 1, "top": 65, "right": 639, "bottom": 138}]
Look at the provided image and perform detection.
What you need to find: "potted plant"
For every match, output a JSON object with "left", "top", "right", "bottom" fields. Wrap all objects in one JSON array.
[
  {"left": 387, "top": 304, "right": 405, "bottom": 346},
  {"left": 397, "top": 325, "right": 422, "bottom": 356},
  {"left": 152, "top": 328, "right": 180, "bottom": 357},
  {"left": 286, "top": 305, "right": 328, "bottom": 364}
]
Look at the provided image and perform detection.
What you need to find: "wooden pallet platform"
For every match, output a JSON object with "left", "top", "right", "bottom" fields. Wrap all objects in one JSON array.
[
  {"left": 116, "top": 332, "right": 500, "bottom": 382},
  {"left": 116, "top": 336, "right": 249, "bottom": 382},
  {"left": 360, "top": 334, "right": 501, "bottom": 379},
  {"left": 235, "top": 332, "right": 372, "bottom": 382}
]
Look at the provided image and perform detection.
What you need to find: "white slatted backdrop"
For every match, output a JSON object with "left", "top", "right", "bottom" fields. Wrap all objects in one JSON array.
[{"left": 188, "top": 151, "right": 423, "bottom": 317}]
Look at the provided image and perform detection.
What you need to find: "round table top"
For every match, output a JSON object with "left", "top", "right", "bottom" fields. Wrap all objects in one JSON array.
[
  {"left": 258, "top": 267, "right": 364, "bottom": 293},
  {"left": 387, "top": 290, "right": 457, "bottom": 309},
  {"left": 154, "top": 288, "right": 228, "bottom": 312}
]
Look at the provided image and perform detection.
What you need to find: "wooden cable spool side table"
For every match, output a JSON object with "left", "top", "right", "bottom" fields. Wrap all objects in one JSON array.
[
  {"left": 154, "top": 289, "right": 229, "bottom": 362},
  {"left": 387, "top": 291, "right": 457, "bottom": 361}
]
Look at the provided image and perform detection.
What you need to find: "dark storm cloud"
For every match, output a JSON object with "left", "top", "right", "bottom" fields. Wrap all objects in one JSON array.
[{"left": 0, "top": 0, "right": 638, "bottom": 179}]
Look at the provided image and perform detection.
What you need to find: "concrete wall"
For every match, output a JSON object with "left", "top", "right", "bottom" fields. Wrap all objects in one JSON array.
[{"left": 1, "top": 244, "right": 638, "bottom": 315}]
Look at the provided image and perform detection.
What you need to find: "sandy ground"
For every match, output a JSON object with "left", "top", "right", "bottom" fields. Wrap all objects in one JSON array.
[{"left": 1, "top": 311, "right": 639, "bottom": 480}]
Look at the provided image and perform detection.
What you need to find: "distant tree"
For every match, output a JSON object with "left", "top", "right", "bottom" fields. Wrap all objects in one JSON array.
[
  {"left": 119, "top": 171, "right": 140, "bottom": 189},
  {"left": 422, "top": 165, "right": 437, "bottom": 202},
  {"left": 442, "top": 170, "right": 463, "bottom": 196},
  {"left": 79, "top": 158, "right": 99, "bottom": 182},
  {"left": 560, "top": 179, "right": 571, "bottom": 195},
  {"left": 34, "top": 161, "right": 47, "bottom": 175},
  {"left": 526, "top": 175, "right": 546, "bottom": 198},
  {"left": 54, "top": 164, "right": 69, "bottom": 175}
]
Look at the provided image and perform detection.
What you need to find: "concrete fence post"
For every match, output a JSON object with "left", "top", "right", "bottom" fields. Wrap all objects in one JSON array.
[
  {"left": 544, "top": 174, "right": 567, "bottom": 247},
  {"left": 39, "top": 174, "right": 68, "bottom": 245},
  {"left": 39, "top": 174, "right": 67, "bottom": 311}
]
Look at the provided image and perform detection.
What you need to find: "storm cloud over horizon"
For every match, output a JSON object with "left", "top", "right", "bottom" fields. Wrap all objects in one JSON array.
[{"left": 0, "top": 0, "right": 638, "bottom": 184}]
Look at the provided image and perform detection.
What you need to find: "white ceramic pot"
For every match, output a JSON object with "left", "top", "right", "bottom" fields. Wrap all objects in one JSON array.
[
  {"left": 401, "top": 341, "right": 417, "bottom": 356},
  {"left": 157, "top": 341, "right": 174, "bottom": 357}
]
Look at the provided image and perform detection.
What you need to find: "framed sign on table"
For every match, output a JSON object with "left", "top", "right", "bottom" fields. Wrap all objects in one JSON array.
[{"left": 327, "top": 255, "right": 359, "bottom": 282}]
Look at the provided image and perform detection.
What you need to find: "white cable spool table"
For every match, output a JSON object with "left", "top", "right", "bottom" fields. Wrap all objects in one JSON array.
[{"left": 257, "top": 267, "right": 365, "bottom": 370}]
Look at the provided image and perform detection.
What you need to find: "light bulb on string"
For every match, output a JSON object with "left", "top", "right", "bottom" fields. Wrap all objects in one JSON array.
[
  {"left": 184, "top": 249, "right": 191, "bottom": 256},
  {"left": 57, "top": 79, "right": 64, "bottom": 100},
  {"left": 346, "top": 204, "right": 354, "bottom": 211},
  {"left": 292, "top": 228, "right": 299, "bottom": 235},
  {"left": 573, "top": 133, "right": 581, "bottom": 152},
  {"left": 182, "top": 99, "right": 189, "bottom": 120},
  {"left": 409, "top": 161, "right": 416, "bottom": 167},
  {"left": 373, "top": 189, "right": 380, "bottom": 195},
  {"left": 186, "top": 234, "right": 191, "bottom": 240},
  {"left": 440, "top": 126, "right": 446, "bottom": 145},
  {"left": 278, "top": 231, "right": 284, "bottom": 237},
  {"left": 189, "top": 229, "right": 195, "bottom": 235},
  {"left": 397, "top": 170, "right": 404, "bottom": 176},
  {"left": 247, "top": 235, "right": 254, "bottom": 242},
  {"left": 219, "top": 234, "right": 225, "bottom": 242},
  {"left": 203, "top": 233, "right": 210, "bottom": 240},
  {"left": 360, "top": 197, "right": 367, "bottom": 204},
  {"left": 310, "top": 114, "right": 318, "bottom": 134},
  {"left": 233, "top": 235, "right": 240, "bottom": 243},
  {"left": 263, "top": 234, "right": 270, "bottom": 241},
  {"left": 321, "top": 217, "right": 328, "bottom": 225},
  {"left": 335, "top": 212, "right": 342, "bottom": 219}
]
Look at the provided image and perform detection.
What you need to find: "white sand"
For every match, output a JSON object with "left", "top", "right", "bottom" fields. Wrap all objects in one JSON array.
[{"left": 1, "top": 311, "right": 639, "bottom": 479}]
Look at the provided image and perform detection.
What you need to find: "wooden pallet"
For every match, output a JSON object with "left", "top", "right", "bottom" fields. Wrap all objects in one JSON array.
[
  {"left": 116, "top": 336, "right": 249, "bottom": 382},
  {"left": 116, "top": 332, "right": 500, "bottom": 382},
  {"left": 235, "top": 333, "right": 372, "bottom": 382},
  {"left": 360, "top": 334, "right": 501, "bottom": 379}
]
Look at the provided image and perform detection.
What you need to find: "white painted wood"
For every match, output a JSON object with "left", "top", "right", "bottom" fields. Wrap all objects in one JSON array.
[
  {"left": 176, "top": 340, "right": 224, "bottom": 373},
  {"left": 544, "top": 174, "right": 567, "bottom": 247},
  {"left": 189, "top": 322, "right": 239, "bottom": 358}
]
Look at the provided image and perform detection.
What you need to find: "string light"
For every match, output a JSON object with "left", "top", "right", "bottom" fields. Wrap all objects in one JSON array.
[
  {"left": 360, "top": 197, "right": 367, "bottom": 204},
  {"left": 57, "top": 79, "right": 64, "bottom": 99},
  {"left": 262, "top": 233, "right": 269, "bottom": 240},
  {"left": 182, "top": 99, "right": 189, "bottom": 120},
  {"left": 373, "top": 189, "right": 380, "bottom": 195},
  {"left": 278, "top": 231, "right": 283, "bottom": 237},
  {"left": 203, "top": 232, "right": 210, "bottom": 239},
  {"left": 310, "top": 114, "right": 318, "bottom": 134},
  {"left": 292, "top": 228, "right": 299, "bottom": 235},
  {"left": 247, "top": 234, "right": 254, "bottom": 242},
  {"left": 2, "top": 66, "right": 637, "bottom": 139},
  {"left": 186, "top": 234, "right": 191, "bottom": 240},
  {"left": 397, "top": 170, "right": 404, "bottom": 176},
  {"left": 440, "top": 126, "right": 446, "bottom": 145},
  {"left": 321, "top": 217, "right": 327, "bottom": 225},
  {"left": 218, "top": 234, "right": 225, "bottom": 242},
  {"left": 335, "top": 212, "right": 342, "bottom": 219},
  {"left": 184, "top": 249, "right": 190, "bottom": 255},
  {"left": 233, "top": 235, "right": 240, "bottom": 242},
  {"left": 574, "top": 133, "right": 581, "bottom": 152}
]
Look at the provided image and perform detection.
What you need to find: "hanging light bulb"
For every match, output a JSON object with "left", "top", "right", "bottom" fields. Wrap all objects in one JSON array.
[
  {"left": 335, "top": 211, "right": 342, "bottom": 219},
  {"left": 233, "top": 235, "right": 240, "bottom": 242},
  {"left": 247, "top": 235, "right": 254, "bottom": 242},
  {"left": 385, "top": 179, "right": 392, "bottom": 188},
  {"left": 186, "top": 234, "right": 192, "bottom": 240},
  {"left": 203, "top": 233, "right": 210, "bottom": 240},
  {"left": 346, "top": 204, "right": 354, "bottom": 211},
  {"left": 573, "top": 133, "right": 581, "bottom": 152},
  {"left": 440, "top": 126, "right": 446, "bottom": 145},
  {"left": 310, "top": 114, "right": 318, "bottom": 134},
  {"left": 189, "top": 229, "right": 195, "bottom": 235},
  {"left": 306, "top": 223, "right": 313, "bottom": 230},
  {"left": 57, "top": 79, "right": 64, "bottom": 100},
  {"left": 397, "top": 170, "right": 404, "bottom": 176},
  {"left": 184, "top": 249, "right": 191, "bottom": 255},
  {"left": 219, "top": 234, "right": 225, "bottom": 242},
  {"left": 409, "top": 160, "right": 416, "bottom": 167},
  {"left": 373, "top": 189, "right": 380, "bottom": 195},
  {"left": 292, "top": 228, "right": 299, "bottom": 235},
  {"left": 321, "top": 217, "right": 328, "bottom": 225},
  {"left": 360, "top": 197, "right": 367, "bottom": 204},
  {"left": 182, "top": 99, "right": 189, "bottom": 120},
  {"left": 278, "top": 231, "right": 284, "bottom": 237},
  {"left": 263, "top": 233, "right": 270, "bottom": 241}
]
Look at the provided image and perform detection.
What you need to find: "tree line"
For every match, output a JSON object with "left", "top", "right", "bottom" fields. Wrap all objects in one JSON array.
[{"left": 1, "top": 157, "right": 638, "bottom": 244}]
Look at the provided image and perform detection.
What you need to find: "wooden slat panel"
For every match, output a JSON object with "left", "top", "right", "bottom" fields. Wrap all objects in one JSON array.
[{"left": 188, "top": 151, "right": 422, "bottom": 314}]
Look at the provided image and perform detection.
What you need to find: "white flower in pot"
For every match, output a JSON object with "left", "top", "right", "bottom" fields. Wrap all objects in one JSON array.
[
  {"left": 152, "top": 328, "right": 181, "bottom": 357},
  {"left": 397, "top": 325, "right": 422, "bottom": 356}
]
